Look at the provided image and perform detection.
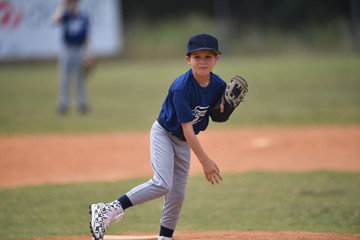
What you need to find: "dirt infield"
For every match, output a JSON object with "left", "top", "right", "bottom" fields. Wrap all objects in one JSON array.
[
  {"left": 28, "top": 231, "right": 360, "bottom": 240},
  {"left": 1, "top": 126, "right": 360, "bottom": 240}
]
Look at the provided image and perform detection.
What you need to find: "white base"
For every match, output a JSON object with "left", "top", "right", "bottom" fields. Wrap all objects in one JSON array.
[{"left": 104, "top": 235, "right": 158, "bottom": 240}]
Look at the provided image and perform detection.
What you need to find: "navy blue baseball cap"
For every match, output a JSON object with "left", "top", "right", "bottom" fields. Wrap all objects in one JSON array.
[{"left": 186, "top": 33, "right": 221, "bottom": 55}]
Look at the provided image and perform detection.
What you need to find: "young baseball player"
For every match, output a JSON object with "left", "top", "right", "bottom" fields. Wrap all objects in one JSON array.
[
  {"left": 52, "top": 0, "right": 92, "bottom": 114},
  {"left": 89, "top": 33, "right": 226, "bottom": 240}
]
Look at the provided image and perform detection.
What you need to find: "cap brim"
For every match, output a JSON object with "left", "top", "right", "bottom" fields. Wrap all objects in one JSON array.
[{"left": 186, "top": 47, "right": 221, "bottom": 55}]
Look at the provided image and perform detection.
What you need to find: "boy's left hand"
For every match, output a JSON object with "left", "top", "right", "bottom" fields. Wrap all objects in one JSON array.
[{"left": 208, "top": 75, "right": 248, "bottom": 122}]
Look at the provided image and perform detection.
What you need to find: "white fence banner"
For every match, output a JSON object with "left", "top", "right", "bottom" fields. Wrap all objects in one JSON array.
[{"left": 0, "top": 0, "right": 123, "bottom": 61}]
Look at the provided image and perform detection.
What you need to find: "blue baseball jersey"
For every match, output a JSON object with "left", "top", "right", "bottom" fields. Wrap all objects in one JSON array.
[
  {"left": 61, "top": 10, "right": 89, "bottom": 46},
  {"left": 158, "top": 68, "right": 226, "bottom": 137}
]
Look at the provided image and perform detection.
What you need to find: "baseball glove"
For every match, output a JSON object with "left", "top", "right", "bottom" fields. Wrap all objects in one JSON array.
[
  {"left": 208, "top": 75, "right": 248, "bottom": 122},
  {"left": 83, "top": 55, "right": 96, "bottom": 78}
]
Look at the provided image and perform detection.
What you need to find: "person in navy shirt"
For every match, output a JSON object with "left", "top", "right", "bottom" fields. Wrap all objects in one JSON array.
[
  {"left": 159, "top": 68, "right": 226, "bottom": 138},
  {"left": 52, "top": 0, "right": 92, "bottom": 114},
  {"left": 89, "top": 34, "right": 226, "bottom": 240}
]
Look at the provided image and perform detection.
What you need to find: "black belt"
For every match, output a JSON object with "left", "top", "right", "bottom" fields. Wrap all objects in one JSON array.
[{"left": 157, "top": 117, "right": 187, "bottom": 142}]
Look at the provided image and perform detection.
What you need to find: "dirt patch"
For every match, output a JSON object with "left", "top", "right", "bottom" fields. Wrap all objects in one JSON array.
[
  {"left": 1, "top": 126, "right": 360, "bottom": 240},
  {"left": 27, "top": 231, "right": 360, "bottom": 240},
  {"left": 0, "top": 126, "right": 359, "bottom": 189},
  {"left": 173, "top": 231, "right": 360, "bottom": 240}
]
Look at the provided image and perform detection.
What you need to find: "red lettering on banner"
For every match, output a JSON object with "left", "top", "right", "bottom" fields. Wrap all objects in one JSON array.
[{"left": 0, "top": 0, "right": 23, "bottom": 29}]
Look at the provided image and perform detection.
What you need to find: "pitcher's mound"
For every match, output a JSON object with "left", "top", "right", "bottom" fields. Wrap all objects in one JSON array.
[
  {"left": 105, "top": 236, "right": 158, "bottom": 240},
  {"left": 26, "top": 231, "right": 360, "bottom": 240}
]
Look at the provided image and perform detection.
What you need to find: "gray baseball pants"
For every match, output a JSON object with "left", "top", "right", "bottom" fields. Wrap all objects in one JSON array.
[
  {"left": 126, "top": 120, "right": 191, "bottom": 230},
  {"left": 58, "top": 45, "right": 88, "bottom": 111}
]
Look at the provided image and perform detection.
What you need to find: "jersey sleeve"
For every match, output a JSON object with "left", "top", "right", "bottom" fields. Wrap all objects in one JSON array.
[
  {"left": 210, "top": 75, "right": 227, "bottom": 107},
  {"left": 61, "top": 10, "right": 70, "bottom": 23}
]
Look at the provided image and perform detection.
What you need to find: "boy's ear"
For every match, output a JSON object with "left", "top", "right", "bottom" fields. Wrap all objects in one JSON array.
[
  {"left": 214, "top": 55, "right": 219, "bottom": 65},
  {"left": 186, "top": 56, "right": 191, "bottom": 66}
]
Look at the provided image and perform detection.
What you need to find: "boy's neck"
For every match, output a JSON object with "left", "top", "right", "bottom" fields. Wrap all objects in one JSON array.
[{"left": 193, "top": 73, "right": 211, "bottom": 87}]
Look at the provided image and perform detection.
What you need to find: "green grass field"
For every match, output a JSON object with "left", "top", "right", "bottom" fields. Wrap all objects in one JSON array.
[
  {"left": 0, "top": 172, "right": 359, "bottom": 240},
  {"left": 0, "top": 53, "right": 359, "bottom": 239},
  {"left": 0, "top": 53, "right": 359, "bottom": 134}
]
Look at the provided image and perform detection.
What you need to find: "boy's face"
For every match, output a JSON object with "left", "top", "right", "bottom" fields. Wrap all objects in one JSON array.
[
  {"left": 67, "top": 0, "right": 79, "bottom": 12},
  {"left": 186, "top": 50, "right": 219, "bottom": 79}
]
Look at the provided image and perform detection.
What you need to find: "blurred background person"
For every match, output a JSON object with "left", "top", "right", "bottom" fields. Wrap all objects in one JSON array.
[{"left": 52, "top": 0, "right": 93, "bottom": 115}]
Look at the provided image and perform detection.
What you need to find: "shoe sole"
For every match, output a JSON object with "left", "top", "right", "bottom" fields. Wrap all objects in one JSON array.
[{"left": 89, "top": 205, "right": 100, "bottom": 240}]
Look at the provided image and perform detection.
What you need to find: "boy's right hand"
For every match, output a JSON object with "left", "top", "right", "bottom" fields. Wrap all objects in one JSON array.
[
  {"left": 201, "top": 158, "right": 222, "bottom": 185},
  {"left": 181, "top": 122, "right": 222, "bottom": 185}
]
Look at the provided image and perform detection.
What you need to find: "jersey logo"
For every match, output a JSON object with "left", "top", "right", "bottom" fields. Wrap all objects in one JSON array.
[
  {"left": 192, "top": 106, "right": 209, "bottom": 124},
  {"left": 68, "top": 18, "right": 86, "bottom": 35}
]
